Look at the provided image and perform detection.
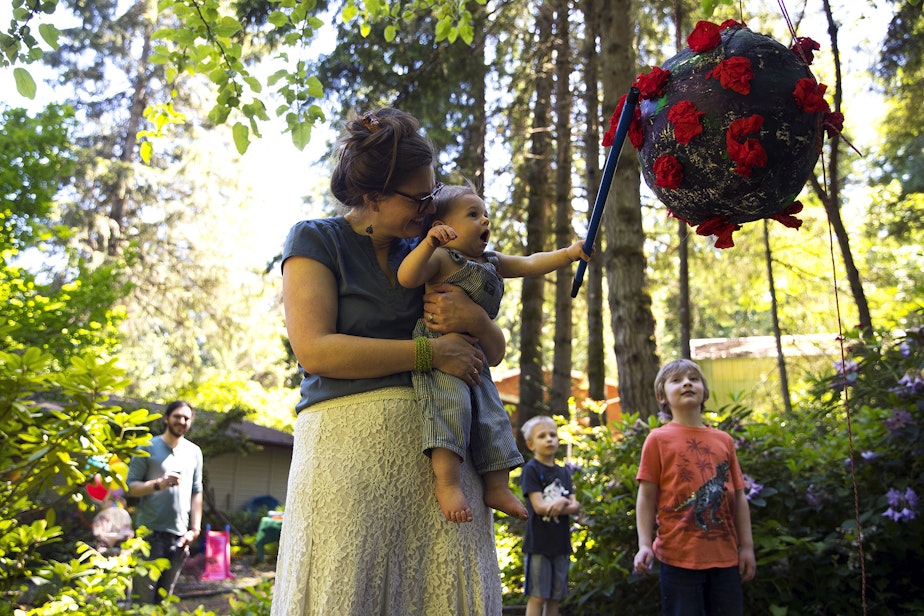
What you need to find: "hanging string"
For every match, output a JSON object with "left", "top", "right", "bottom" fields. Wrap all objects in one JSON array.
[
  {"left": 773, "top": 0, "right": 868, "bottom": 611},
  {"left": 813, "top": 52, "right": 870, "bottom": 616},
  {"left": 823, "top": 159, "right": 868, "bottom": 616}
]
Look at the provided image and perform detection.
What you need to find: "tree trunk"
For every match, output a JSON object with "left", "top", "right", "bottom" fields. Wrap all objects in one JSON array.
[
  {"left": 108, "top": 15, "right": 154, "bottom": 256},
  {"left": 459, "top": 0, "right": 488, "bottom": 193},
  {"left": 519, "top": 0, "right": 555, "bottom": 424},
  {"left": 600, "top": 0, "right": 661, "bottom": 419},
  {"left": 582, "top": 0, "right": 606, "bottom": 424},
  {"left": 551, "top": 0, "right": 574, "bottom": 417},
  {"left": 764, "top": 220, "right": 793, "bottom": 413},
  {"left": 813, "top": 0, "right": 872, "bottom": 332}
]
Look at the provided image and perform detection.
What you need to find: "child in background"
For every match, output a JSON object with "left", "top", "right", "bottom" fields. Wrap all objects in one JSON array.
[
  {"left": 397, "top": 182, "right": 591, "bottom": 523},
  {"left": 634, "top": 359, "right": 756, "bottom": 615},
  {"left": 520, "top": 415, "right": 581, "bottom": 616}
]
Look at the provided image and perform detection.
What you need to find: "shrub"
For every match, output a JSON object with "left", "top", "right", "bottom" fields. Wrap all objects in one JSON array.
[{"left": 497, "top": 323, "right": 924, "bottom": 615}]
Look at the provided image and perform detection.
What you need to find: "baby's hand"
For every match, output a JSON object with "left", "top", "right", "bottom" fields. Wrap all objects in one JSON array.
[
  {"left": 569, "top": 240, "right": 593, "bottom": 262},
  {"left": 426, "top": 224, "right": 458, "bottom": 248}
]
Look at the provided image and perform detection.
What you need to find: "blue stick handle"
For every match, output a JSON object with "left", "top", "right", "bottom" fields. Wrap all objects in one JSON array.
[{"left": 571, "top": 86, "right": 641, "bottom": 298}]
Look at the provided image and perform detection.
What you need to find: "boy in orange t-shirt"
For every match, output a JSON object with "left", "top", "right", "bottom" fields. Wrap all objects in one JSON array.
[{"left": 634, "top": 359, "right": 756, "bottom": 615}]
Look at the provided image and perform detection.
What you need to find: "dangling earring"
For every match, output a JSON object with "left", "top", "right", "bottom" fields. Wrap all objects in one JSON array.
[{"left": 365, "top": 225, "right": 374, "bottom": 234}]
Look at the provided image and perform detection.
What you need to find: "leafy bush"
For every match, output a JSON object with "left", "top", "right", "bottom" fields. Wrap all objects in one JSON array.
[
  {"left": 497, "top": 323, "right": 924, "bottom": 615},
  {"left": 0, "top": 347, "right": 160, "bottom": 613}
]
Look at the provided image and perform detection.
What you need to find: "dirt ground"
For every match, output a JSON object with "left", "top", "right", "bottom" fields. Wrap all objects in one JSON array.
[{"left": 173, "top": 552, "right": 276, "bottom": 614}]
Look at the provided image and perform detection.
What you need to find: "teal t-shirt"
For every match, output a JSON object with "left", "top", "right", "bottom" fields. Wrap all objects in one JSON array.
[
  {"left": 126, "top": 435, "right": 203, "bottom": 536},
  {"left": 281, "top": 217, "right": 424, "bottom": 412}
]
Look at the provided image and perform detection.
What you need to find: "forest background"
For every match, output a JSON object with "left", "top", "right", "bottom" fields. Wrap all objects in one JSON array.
[
  {"left": 2, "top": 0, "right": 921, "bottom": 426},
  {"left": 1, "top": 0, "right": 924, "bottom": 612}
]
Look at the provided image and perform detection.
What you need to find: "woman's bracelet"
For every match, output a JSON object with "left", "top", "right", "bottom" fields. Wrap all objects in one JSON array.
[{"left": 414, "top": 336, "right": 433, "bottom": 372}]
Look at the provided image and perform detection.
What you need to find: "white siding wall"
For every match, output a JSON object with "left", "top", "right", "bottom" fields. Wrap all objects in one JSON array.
[{"left": 205, "top": 446, "right": 291, "bottom": 512}]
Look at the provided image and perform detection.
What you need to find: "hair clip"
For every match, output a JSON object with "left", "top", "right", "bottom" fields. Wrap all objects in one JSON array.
[{"left": 362, "top": 112, "right": 381, "bottom": 132}]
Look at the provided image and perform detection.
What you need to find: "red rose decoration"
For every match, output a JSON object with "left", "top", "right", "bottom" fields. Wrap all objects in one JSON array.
[
  {"left": 726, "top": 114, "right": 767, "bottom": 177},
  {"left": 602, "top": 96, "right": 624, "bottom": 147},
  {"left": 771, "top": 201, "right": 804, "bottom": 229},
  {"left": 687, "top": 21, "right": 722, "bottom": 52},
  {"left": 653, "top": 155, "right": 683, "bottom": 189},
  {"left": 793, "top": 78, "right": 830, "bottom": 113},
  {"left": 633, "top": 66, "right": 671, "bottom": 100},
  {"left": 603, "top": 94, "right": 645, "bottom": 149},
  {"left": 628, "top": 110, "right": 645, "bottom": 149},
  {"left": 720, "top": 19, "right": 744, "bottom": 30},
  {"left": 790, "top": 37, "right": 821, "bottom": 65},
  {"left": 667, "top": 100, "right": 704, "bottom": 144},
  {"left": 706, "top": 56, "right": 753, "bottom": 95}
]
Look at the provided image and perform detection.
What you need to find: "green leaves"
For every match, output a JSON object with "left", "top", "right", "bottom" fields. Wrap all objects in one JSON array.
[
  {"left": 4, "top": 0, "right": 489, "bottom": 154},
  {"left": 12, "top": 67, "right": 36, "bottom": 98}
]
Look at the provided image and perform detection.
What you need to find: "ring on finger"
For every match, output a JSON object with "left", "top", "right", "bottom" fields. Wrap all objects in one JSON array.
[{"left": 427, "top": 313, "right": 435, "bottom": 323}]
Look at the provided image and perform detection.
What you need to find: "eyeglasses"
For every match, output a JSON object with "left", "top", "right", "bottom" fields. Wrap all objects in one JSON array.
[{"left": 392, "top": 182, "right": 444, "bottom": 214}]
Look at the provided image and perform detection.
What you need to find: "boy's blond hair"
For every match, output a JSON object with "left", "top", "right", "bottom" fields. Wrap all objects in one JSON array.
[
  {"left": 520, "top": 415, "right": 558, "bottom": 443},
  {"left": 653, "top": 359, "right": 711, "bottom": 417}
]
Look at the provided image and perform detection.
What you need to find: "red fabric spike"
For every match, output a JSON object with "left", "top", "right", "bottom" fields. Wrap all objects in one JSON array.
[
  {"left": 790, "top": 37, "right": 821, "bottom": 65},
  {"left": 696, "top": 216, "right": 741, "bottom": 248},
  {"left": 771, "top": 201, "right": 804, "bottom": 229},
  {"left": 824, "top": 111, "right": 845, "bottom": 139}
]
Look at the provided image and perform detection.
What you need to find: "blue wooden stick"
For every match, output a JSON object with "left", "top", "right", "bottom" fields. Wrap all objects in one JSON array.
[{"left": 571, "top": 86, "right": 641, "bottom": 298}]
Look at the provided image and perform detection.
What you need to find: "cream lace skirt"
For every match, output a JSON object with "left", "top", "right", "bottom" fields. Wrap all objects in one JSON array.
[{"left": 271, "top": 387, "right": 503, "bottom": 616}]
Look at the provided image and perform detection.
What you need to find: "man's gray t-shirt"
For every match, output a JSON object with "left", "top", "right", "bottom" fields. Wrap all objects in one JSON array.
[{"left": 126, "top": 435, "right": 203, "bottom": 536}]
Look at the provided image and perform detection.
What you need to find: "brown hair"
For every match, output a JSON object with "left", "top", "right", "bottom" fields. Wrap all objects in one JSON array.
[
  {"left": 162, "top": 400, "right": 193, "bottom": 430},
  {"left": 653, "top": 359, "right": 710, "bottom": 416},
  {"left": 330, "top": 108, "right": 435, "bottom": 209}
]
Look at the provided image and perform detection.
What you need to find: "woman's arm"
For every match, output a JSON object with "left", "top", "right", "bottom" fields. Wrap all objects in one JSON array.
[
  {"left": 284, "top": 256, "right": 416, "bottom": 378},
  {"left": 422, "top": 283, "right": 506, "bottom": 366},
  {"left": 284, "top": 256, "right": 485, "bottom": 382}
]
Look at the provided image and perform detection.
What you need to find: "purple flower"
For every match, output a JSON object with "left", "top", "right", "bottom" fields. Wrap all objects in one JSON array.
[
  {"left": 742, "top": 474, "right": 763, "bottom": 501},
  {"left": 883, "top": 408, "right": 915, "bottom": 436},
  {"left": 891, "top": 371, "right": 924, "bottom": 396},
  {"left": 806, "top": 483, "right": 825, "bottom": 507},
  {"left": 886, "top": 488, "right": 904, "bottom": 507},
  {"left": 899, "top": 341, "right": 912, "bottom": 357},
  {"left": 860, "top": 451, "right": 879, "bottom": 462},
  {"left": 882, "top": 487, "right": 918, "bottom": 522},
  {"left": 830, "top": 359, "right": 859, "bottom": 391}
]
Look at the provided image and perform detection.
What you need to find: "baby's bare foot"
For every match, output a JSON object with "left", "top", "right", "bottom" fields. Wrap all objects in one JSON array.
[
  {"left": 435, "top": 482, "right": 473, "bottom": 523},
  {"left": 484, "top": 485, "right": 528, "bottom": 520}
]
